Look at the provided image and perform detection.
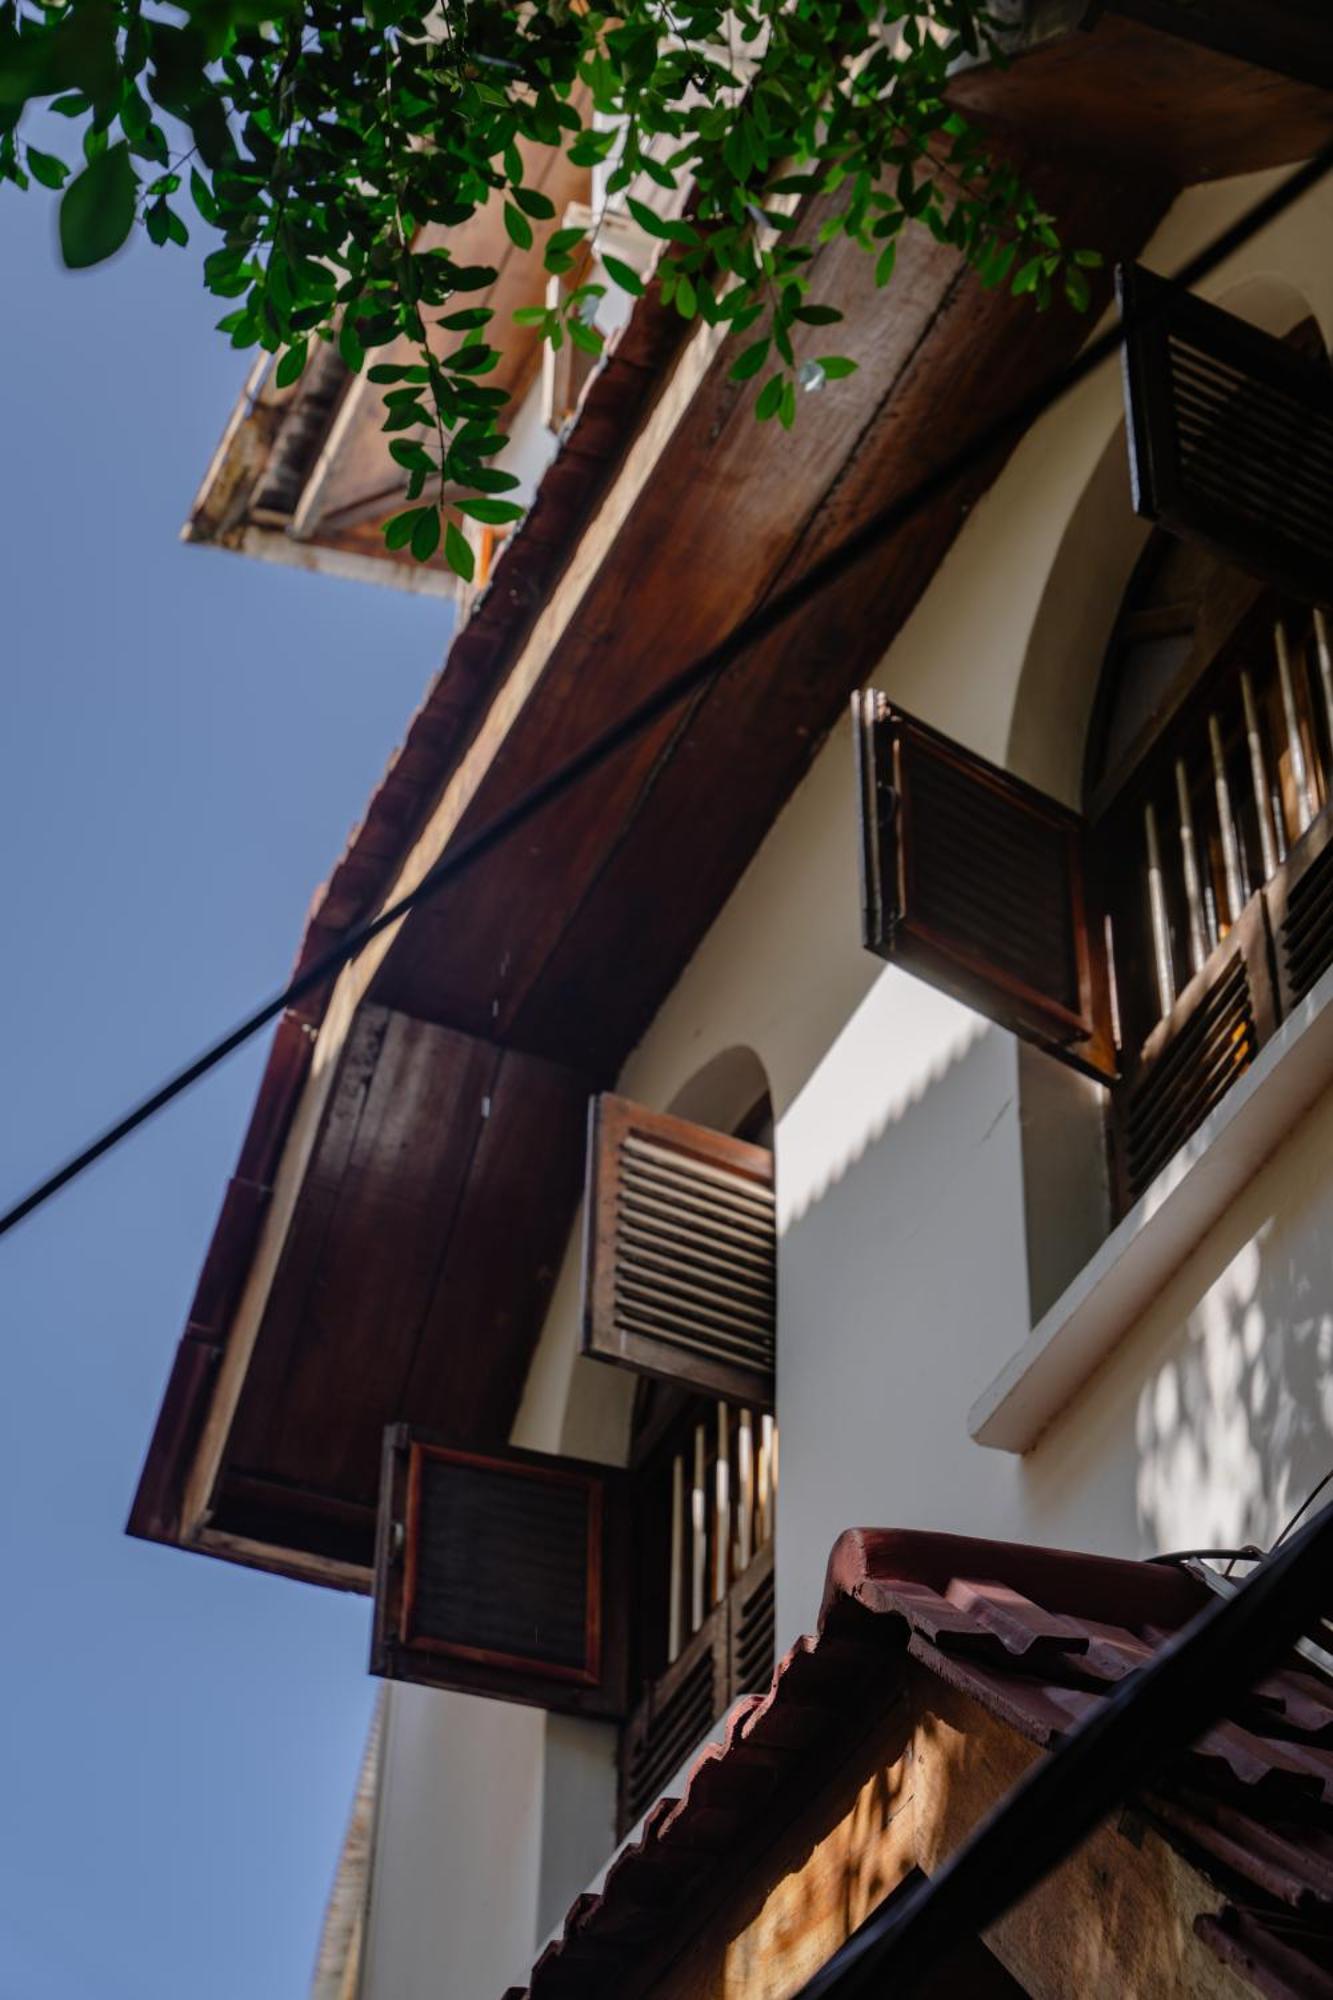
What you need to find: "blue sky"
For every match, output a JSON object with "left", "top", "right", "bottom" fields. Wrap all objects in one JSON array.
[{"left": 0, "top": 189, "right": 448, "bottom": 1995}]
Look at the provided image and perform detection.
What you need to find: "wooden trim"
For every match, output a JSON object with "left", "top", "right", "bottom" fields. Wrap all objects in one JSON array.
[
  {"left": 372, "top": 1425, "right": 629, "bottom": 1716},
  {"left": 400, "top": 1440, "right": 603, "bottom": 1686}
]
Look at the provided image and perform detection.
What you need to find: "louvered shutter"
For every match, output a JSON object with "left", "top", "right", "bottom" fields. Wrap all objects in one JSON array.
[
  {"left": 1264, "top": 811, "right": 1333, "bottom": 1017},
  {"left": 1106, "top": 1, "right": 1333, "bottom": 89},
  {"left": 1109, "top": 900, "right": 1278, "bottom": 1210},
  {"left": 371, "top": 1426, "right": 629, "bottom": 1717},
  {"left": 1119, "top": 264, "right": 1333, "bottom": 605},
  {"left": 582, "top": 1095, "right": 776, "bottom": 1409},
  {"left": 854, "top": 693, "right": 1117, "bottom": 1081}
]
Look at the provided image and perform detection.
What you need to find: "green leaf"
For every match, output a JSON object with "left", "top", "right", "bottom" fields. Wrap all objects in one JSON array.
[
  {"left": 874, "top": 241, "right": 897, "bottom": 288},
  {"left": 275, "top": 341, "right": 307, "bottom": 388},
  {"left": 1064, "top": 264, "right": 1092, "bottom": 313},
  {"left": 456, "top": 497, "right": 525, "bottom": 524},
  {"left": 59, "top": 143, "right": 136, "bottom": 270},
  {"left": 675, "top": 273, "right": 696, "bottom": 319},
  {"left": 602, "top": 254, "right": 644, "bottom": 297},
  {"left": 189, "top": 167, "right": 218, "bottom": 225},
  {"left": 389, "top": 439, "right": 433, "bottom": 472},
  {"left": 411, "top": 508, "right": 441, "bottom": 562},
  {"left": 26, "top": 148, "right": 68, "bottom": 190},
  {"left": 755, "top": 374, "right": 784, "bottom": 422},
  {"left": 503, "top": 202, "right": 533, "bottom": 251},
  {"left": 513, "top": 186, "right": 555, "bottom": 220},
  {"left": 817, "top": 355, "right": 858, "bottom": 379},
  {"left": 438, "top": 307, "right": 493, "bottom": 331},
  {"left": 793, "top": 304, "right": 840, "bottom": 326},
  {"left": 778, "top": 379, "right": 797, "bottom": 431},
  {"left": 625, "top": 196, "right": 696, "bottom": 246},
  {"left": 385, "top": 508, "right": 423, "bottom": 552},
  {"left": 729, "top": 336, "right": 770, "bottom": 383},
  {"left": 445, "top": 518, "right": 475, "bottom": 581},
  {"left": 339, "top": 318, "right": 365, "bottom": 372}
]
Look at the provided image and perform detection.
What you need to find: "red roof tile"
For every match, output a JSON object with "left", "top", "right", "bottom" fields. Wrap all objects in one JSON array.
[{"left": 508, "top": 1528, "right": 1333, "bottom": 2000}]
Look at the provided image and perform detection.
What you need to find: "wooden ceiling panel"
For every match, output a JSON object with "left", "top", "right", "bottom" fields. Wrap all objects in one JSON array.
[
  {"left": 223, "top": 1007, "right": 591, "bottom": 1512},
  {"left": 950, "top": 16, "right": 1333, "bottom": 181}
]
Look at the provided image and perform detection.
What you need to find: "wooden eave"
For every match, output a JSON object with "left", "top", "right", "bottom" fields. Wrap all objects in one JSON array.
[
  {"left": 131, "top": 16, "right": 1333, "bottom": 1589},
  {"left": 183, "top": 138, "right": 592, "bottom": 595}
]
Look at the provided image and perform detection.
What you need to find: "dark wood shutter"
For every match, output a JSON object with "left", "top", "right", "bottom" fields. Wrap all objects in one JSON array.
[
  {"left": 1109, "top": 900, "right": 1278, "bottom": 1210},
  {"left": 618, "top": 1542, "right": 774, "bottom": 1834},
  {"left": 1118, "top": 264, "right": 1333, "bottom": 606},
  {"left": 582, "top": 1095, "right": 776, "bottom": 1409},
  {"left": 371, "top": 1426, "right": 629, "bottom": 1717},
  {"left": 1264, "top": 810, "right": 1333, "bottom": 1016},
  {"left": 854, "top": 692, "right": 1117, "bottom": 1081},
  {"left": 1106, "top": 2, "right": 1333, "bottom": 89}
]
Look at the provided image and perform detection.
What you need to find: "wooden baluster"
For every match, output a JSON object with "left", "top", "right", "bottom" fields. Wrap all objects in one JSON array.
[
  {"left": 1173, "top": 759, "right": 1208, "bottom": 977},
  {"left": 1240, "top": 673, "right": 1279, "bottom": 885},
  {"left": 756, "top": 1414, "right": 772, "bottom": 1549},
  {"left": 691, "top": 1424, "right": 706, "bottom": 1634},
  {"left": 1209, "top": 713, "right": 1244, "bottom": 926},
  {"left": 714, "top": 1402, "right": 730, "bottom": 1606},
  {"left": 1144, "top": 802, "right": 1175, "bottom": 1019},
  {"left": 1276, "top": 621, "right": 1316, "bottom": 836},
  {"left": 736, "top": 1410, "right": 754, "bottom": 1575},
  {"left": 668, "top": 1453, "right": 684, "bottom": 1664},
  {"left": 1314, "top": 609, "right": 1333, "bottom": 799}
]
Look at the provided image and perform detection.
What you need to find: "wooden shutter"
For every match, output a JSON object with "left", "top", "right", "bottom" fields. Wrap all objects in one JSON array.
[
  {"left": 371, "top": 1426, "right": 629, "bottom": 1718},
  {"left": 1109, "top": 899, "right": 1278, "bottom": 1210},
  {"left": 1119, "top": 264, "right": 1333, "bottom": 606},
  {"left": 618, "top": 1542, "right": 774, "bottom": 1835},
  {"left": 1106, "top": 2, "right": 1333, "bottom": 89},
  {"left": 582, "top": 1095, "right": 776, "bottom": 1410},
  {"left": 854, "top": 692, "right": 1117, "bottom": 1081},
  {"left": 1265, "top": 810, "right": 1333, "bottom": 1016}
]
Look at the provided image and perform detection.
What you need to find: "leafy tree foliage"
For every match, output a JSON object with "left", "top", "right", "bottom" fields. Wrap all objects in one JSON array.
[{"left": 1, "top": 0, "right": 1096, "bottom": 572}]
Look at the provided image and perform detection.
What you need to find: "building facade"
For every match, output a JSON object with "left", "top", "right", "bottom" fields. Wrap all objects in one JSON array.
[{"left": 132, "top": 8, "right": 1333, "bottom": 1995}]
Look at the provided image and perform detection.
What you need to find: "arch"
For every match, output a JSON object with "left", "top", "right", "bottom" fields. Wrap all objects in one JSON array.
[
  {"left": 1009, "top": 274, "right": 1325, "bottom": 1320},
  {"left": 666, "top": 1043, "right": 772, "bottom": 1136}
]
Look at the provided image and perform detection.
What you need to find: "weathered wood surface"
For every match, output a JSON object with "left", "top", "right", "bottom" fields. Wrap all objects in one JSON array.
[{"left": 639, "top": 1667, "right": 1254, "bottom": 2000}]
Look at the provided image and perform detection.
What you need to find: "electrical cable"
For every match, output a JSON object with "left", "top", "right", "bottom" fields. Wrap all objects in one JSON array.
[{"left": 2, "top": 139, "right": 1331, "bottom": 1244}]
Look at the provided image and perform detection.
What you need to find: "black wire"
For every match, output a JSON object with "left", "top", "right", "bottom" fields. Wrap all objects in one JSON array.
[
  {"left": 1274, "top": 1464, "right": 1333, "bottom": 1547},
  {"left": 3, "top": 139, "right": 1332, "bottom": 1244}
]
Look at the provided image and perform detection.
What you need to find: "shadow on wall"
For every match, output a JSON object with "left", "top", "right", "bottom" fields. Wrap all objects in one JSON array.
[
  {"left": 1021, "top": 1080, "right": 1333, "bottom": 1560},
  {"left": 1132, "top": 1101, "right": 1333, "bottom": 1555}
]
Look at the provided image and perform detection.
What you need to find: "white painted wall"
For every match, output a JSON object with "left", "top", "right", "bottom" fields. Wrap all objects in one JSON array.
[{"left": 358, "top": 166, "right": 1333, "bottom": 1998}]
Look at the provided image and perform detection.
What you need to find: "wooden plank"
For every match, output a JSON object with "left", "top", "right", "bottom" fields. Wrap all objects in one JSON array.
[
  {"left": 181, "top": 987, "right": 383, "bottom": 1539},
  {"left": 950, "top": 15, "right": 1333, "bottom": 180},
  {"left": 255, "top": 1012, "right": 503, "bottom": 1500},
  {"left": 395, "top": 1044, "right": 592, "bottom": 1449}
]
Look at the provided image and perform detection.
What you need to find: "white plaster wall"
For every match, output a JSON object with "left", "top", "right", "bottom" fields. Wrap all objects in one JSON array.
[
  {"left": 358, "top": 166, "right": 1333, "bottom": 1996},
  {"left": 358, "top": 1684, "right": 546, "bottom": 2000}
]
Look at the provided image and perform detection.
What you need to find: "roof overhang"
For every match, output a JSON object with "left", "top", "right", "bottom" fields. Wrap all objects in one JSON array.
[
  {"left": 512, "top": 1527, "right": 1333, "bottom": 2000},
  {"left": 132, "top": 14, "right": 1333, "bottom": 1588},
  {"left": 184, "top": 139, "right": 593, "bottom": 596}
]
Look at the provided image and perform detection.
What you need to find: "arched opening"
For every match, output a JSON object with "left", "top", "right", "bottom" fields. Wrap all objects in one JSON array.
[{"left": 1013, "top": 285, "right": 1331, "bottom": 1318}]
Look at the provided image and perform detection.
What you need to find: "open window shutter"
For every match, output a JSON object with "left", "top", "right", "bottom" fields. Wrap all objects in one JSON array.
[
  {"left": 371, "top": 1426, "right": 629, "bottom": 1718},
  {"left": 854, "top": 692, "right": 1117, "bottom": 1081},
  {"left": 1109, "top": 900, "right": 1278, "bottom": 1211},
  {"left": 1119, "top": 264, "right": 1333, "bottom": 605},
  {"left": 582, "top": 1094, "right": 776, "bottom": 1409},
  {"left": 1106, "top": 2, "right": 1333, "bottom": 89}
]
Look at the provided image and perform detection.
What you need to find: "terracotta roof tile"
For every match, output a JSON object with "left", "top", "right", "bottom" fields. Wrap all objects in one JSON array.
[{"left": 513, "top": 1527, "right": 1333, "bottom": 2000}]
